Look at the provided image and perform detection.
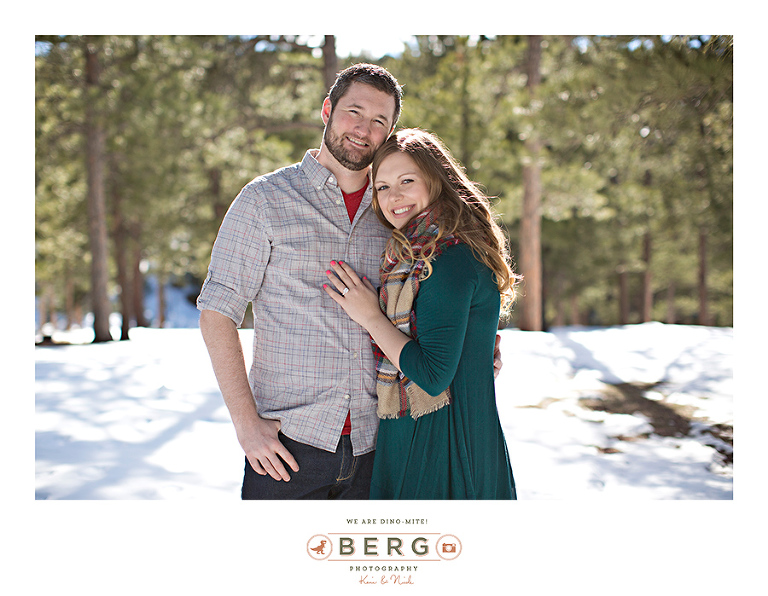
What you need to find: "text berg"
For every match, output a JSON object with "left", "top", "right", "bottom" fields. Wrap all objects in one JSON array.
[{"left": 338, "top": 536, "right": 429, "bottom": 556}]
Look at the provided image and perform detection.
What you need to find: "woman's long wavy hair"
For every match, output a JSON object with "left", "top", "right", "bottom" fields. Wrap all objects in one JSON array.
[{"left": 372, "top": 128, "right": 519, "bottom": 311}]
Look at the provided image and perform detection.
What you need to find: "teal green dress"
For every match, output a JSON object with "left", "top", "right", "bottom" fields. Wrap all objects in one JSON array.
[{"left": 370, "top": 243, "right": 517, "bottom": 500}]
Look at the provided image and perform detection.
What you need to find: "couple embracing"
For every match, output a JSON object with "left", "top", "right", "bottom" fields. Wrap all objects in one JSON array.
[{"left": 199, "top": 63, "right": 517, "bottom": 500}]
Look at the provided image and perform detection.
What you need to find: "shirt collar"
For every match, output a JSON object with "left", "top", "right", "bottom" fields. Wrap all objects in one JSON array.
[{"left": 301, "top": 149, "right": 371, "bottom": 196}]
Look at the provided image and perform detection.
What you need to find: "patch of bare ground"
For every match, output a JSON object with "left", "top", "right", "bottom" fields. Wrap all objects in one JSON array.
[{"left": 579, "top": 382, "right": 733, "bottom": 466}]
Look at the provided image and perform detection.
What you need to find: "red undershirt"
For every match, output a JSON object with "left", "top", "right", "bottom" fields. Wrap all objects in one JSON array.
[{"left": 340, "top": 177, "right": 368, "bottom": 436}]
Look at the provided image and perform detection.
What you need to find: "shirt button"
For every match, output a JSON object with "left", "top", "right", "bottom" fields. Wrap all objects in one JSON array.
[
  {"left": 343, "top": 394, "right": 351, "bottom": 400},
  {"left": 352, "top": 352, "right": 358, "bottom": 359},
  {"left": 328, "top": 176, "right": 336, "bottom": 185}
]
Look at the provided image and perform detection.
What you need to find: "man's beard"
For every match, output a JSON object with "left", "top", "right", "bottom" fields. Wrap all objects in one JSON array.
[{"left": 323, "top": 114, "right": 375, "bottom": 171}]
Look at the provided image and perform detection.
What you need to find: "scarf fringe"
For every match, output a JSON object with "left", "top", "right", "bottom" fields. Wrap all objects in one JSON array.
[
  {"left": 376, "top": 402, "right": 451, "bottom": 420},
  {"left": 409, "top": 397, "right": 451, "bottom": 419},
  {"left": 376, "top": 389, "right": 451, "bottom": 420}
]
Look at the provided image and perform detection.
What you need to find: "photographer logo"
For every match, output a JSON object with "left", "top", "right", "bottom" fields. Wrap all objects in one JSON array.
[
  {"left": 306, "top": 533, "right": 462, "bottom": 562},
  {"left": 305, "top": 530, "right": 463, "bottom": 586}
]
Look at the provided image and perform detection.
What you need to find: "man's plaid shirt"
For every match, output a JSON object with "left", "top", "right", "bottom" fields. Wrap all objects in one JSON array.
[{"left": 198, "top": 150, "right": 391, "bottom": 455}]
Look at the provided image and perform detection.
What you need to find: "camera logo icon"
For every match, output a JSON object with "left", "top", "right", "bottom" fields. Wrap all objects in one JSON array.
[{"left": 436, "top": 534, "right": 462, "bottom": 560}]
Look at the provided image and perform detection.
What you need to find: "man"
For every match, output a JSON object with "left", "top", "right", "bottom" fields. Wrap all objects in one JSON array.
[
  {"left": 198, "top": 63, "right": 401, "bottom": 499},
  {"left": 199, "top": 63, "right": 501, "bottom": 499}
]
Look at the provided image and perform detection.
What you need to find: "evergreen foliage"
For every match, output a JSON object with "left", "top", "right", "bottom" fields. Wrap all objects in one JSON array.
[{"left": 35, "top": 35, "right": 733, "bottom": 338}]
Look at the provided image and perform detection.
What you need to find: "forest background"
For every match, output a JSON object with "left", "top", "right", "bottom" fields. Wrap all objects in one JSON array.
[{"left": 34, "top": 35, "right": 733, "bottom": 340}]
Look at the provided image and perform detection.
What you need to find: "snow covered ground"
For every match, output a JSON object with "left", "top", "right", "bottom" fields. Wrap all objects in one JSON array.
[{"left": 35, "top": 320, "right": 733, "bottom": 500}]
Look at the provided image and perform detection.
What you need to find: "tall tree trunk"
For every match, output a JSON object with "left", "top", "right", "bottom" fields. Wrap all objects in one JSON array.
[
  {"left": 111, "top": 185, "right": 132, "bottom": 340},
  {"left": 84, "top": 38, "right": 112, "bottom": 342},
  {"left": 322, "top": 35, "right": 338, "bottom": 92},
  {"left": 696, "top": 112, "right": 715, "bottom": 327},
  {"left": 456, "top": 39, "right": 472, "bottom": 168},
  {"left": 642, "top": 230, "right": 653, "bottom": 322},
  {"left": 641, "top": 170, "right": 653, "bottom": 323},
  {"left": 518, "top": 35, "right": 544, "bottom": 331},
  {"left": 698, "top": 225, "right": 710, "bottom": 325}
]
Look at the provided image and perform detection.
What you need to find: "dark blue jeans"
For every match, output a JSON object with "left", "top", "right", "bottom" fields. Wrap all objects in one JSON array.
[{"left": 241, "top": 433, "right": 375, "bottom": 499}]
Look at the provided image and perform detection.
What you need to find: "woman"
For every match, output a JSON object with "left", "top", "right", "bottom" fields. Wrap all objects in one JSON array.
[{"left": 323, "top": 128, "right": 517, "bottom": 499}]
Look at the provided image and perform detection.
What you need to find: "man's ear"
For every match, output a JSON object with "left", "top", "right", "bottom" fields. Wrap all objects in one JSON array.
[{"left": 321, "top": 97, "right": 332, "bottom": 125}]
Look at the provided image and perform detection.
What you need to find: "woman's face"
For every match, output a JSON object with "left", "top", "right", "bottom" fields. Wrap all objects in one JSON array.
[{"left": 374, "top": 152, "right": 431, "bottom": 229}]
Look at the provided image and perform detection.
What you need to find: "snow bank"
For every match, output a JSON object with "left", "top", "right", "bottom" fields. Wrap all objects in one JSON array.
[{"left": 35, "top": 323, "right": 733, "bottom": 500}]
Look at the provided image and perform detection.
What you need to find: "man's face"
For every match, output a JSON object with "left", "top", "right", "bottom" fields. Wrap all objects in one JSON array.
[{"left": 322, "top": 82, "right": 396, "bottom": 171}]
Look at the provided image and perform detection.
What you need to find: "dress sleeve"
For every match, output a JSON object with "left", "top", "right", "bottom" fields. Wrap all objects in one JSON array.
[
  {"left": 196, "top": 184, "right": 271, "bottom": 327},
  {"left": 398, "top": 244, "right": 478, "bottom": 397}
]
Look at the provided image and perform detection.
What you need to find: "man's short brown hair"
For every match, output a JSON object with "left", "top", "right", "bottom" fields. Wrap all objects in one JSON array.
[{"left": 327, "top": 63, "right": 403, "bottom": 128}]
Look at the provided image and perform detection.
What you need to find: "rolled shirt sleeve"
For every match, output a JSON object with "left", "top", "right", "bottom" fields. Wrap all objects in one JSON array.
[{"left": 197, "top": 184, "right": 270, "bottom": 327}]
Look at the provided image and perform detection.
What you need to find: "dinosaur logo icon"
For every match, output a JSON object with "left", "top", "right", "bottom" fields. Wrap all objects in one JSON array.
[
  {"left": 310, "top": 540, "right": 327, "bottom": 555},
  {"left": 307, "top": 535, "right": 332, "bottom": 560}
]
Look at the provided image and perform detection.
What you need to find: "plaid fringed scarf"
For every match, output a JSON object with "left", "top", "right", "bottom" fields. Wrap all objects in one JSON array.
[{"left": 372, "top": 208, "right": 460, "bottom": 419}]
